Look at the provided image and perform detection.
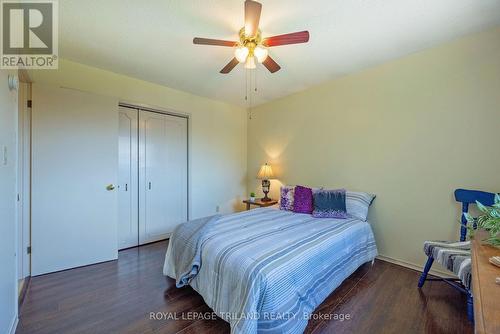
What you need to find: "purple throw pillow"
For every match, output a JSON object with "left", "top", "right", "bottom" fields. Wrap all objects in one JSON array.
[
  {"left": 293, "top": 185, "right": 313, "bottom": 214},
  {"left": 280, "top": 186, "right": 295, "bottom": 211}
]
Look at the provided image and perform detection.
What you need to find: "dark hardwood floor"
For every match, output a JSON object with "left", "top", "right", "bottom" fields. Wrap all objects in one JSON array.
[{"left": 17, "top": 241, "right": 473, "bottom": 334}]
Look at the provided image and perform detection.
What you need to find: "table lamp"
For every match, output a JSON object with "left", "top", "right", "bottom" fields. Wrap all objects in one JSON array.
[{"left": 257, "top": 163, "right": 274, "bottom": 202}]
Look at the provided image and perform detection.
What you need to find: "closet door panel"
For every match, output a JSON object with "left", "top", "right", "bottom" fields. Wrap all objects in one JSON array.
[
  {"left": 163, "top": 115, "right": 188, "bottom": 230},
  {"left": 139, "top": 111, "right": 187, "bottom": 244},
  {"left": 118, "top": 107, "right": 138, "bottom": 249},
  {"left": 142, "top": 112, "right": 168, "bottom": 243}
]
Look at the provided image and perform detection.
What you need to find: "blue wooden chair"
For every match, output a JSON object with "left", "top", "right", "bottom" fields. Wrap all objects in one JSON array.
[{"left": 417, "top": 189, "right": 497, "bottom": 322}]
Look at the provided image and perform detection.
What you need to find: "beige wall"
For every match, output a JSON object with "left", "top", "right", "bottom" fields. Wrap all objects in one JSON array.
[
  {"left": 248, "top": 27, "right": 500, "bottom": 272},
  {"left": 29, "top": 59, "right": 247, "bottom": 219}
]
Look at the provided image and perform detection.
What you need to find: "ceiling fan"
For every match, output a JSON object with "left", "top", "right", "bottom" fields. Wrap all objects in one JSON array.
[{"left": 193, "top": 0, "right": 310, "bottom": 74}]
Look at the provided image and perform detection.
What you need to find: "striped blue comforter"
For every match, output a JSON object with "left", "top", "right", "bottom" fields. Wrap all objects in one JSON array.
[{"left": 163, "top": 208, "right": 377, "bottom": 334}]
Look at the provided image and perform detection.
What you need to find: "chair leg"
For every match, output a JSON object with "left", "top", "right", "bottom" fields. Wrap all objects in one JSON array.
[
  {"left": 418, "top": 257, "right": 434, "bottom": 288},
  {"left": 466, "top": 292, "right": 474, "bottom": 323}
]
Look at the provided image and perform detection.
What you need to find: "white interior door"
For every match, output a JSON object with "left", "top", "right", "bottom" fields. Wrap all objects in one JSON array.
[
  {"left": 118, "top": 106, "right": 139, "bottom": 249},
  {"left": 31, "top": 84, "right": 119, "bottom": 276},
  {"left": 139, "top": 110, "right": 188, "bottom": 244}
]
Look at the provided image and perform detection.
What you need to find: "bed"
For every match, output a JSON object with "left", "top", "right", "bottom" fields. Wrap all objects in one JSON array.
[{"left": 163, "top": 207, "right": 377, "bottom": 334}]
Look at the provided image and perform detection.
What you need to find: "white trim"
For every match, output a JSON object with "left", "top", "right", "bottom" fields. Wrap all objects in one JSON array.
[
  {"left": 17, "top": 82, "right": 31, "bottom": 280},
  {"left": 376, "top": 255, "right": 458, "bottom": 279},
  {"left": 9, "top": 315, "right": 18, "bottom": 334},
  {"left": 12, "top": 75, "right": 20, "bottom": 334},
  {"left": 118, "top": 100, "right": 192, "bottom": 119},
  {"left": 22, "top": 102, "right": 31, "bottom": 277}
]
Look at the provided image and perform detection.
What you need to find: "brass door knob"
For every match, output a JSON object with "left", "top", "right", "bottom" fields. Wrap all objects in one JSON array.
[{"left": 106, "top": 184, "right": 116, "bottom": 191}]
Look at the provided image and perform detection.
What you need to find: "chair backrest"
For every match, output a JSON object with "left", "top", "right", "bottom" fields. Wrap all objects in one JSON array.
[{"left": 454, "top": 189, "right": 497, "bottom": 241}]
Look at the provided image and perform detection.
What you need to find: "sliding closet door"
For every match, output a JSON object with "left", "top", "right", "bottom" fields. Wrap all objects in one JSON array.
[
  {"left": 31, "top": 84, "right": 119, "bottom": 276},
  {"left": 139, "top": 110, "right": 188, "bottom": 244},
  {"left": 118, "top": 107, "right": 139, "bottom": 249}
]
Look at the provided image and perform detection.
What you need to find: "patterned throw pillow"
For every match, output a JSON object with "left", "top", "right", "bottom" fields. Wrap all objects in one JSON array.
[
  {"left": 312, "top": 189, "right": 348, "bottom": 219},
  {"left": 293, "top": 185, "right": 313, "bottom": 214},
  {"left": 346, "top": 191, "right": 376, "bottom": 221},
  {"left": 279, "top": 186, "right": 295, "bottom": 211}
]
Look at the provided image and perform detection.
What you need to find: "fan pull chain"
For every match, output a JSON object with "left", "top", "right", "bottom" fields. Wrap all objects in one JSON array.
[
  {"left": 249, "top": 69, "right": 253, "bottom": 111},
  {"left": 254, "top": 67, "right": 258, "bottom": 93},
  {"left": 245, "top": 69, "right": 248, "bottom": 102},
  {"left": 245, "top": 68, "right": 261, "bottom": 120},
  {"left": 245, "top": 69, "right": 252, "bottom": 119}
]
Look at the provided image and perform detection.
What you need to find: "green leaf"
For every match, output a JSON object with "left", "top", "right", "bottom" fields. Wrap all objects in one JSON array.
[
  {"left": 464, "top": 212, "right": 474, "bottom": 223},
  {"left": 460, "top": 197, "right": 500, "bottom": 247}
]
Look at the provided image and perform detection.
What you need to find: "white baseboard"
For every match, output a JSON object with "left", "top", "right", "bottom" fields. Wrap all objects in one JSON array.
[
  {"left": 376, "top": 255, "right": 457, "bottom": 279},
  {"left": 9, "top": 315, "right": 18, "bottom": 334}
]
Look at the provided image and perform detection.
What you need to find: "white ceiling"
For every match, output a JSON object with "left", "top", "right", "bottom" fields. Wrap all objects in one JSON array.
[{"left": 60, "top": 0, "right": 500, "bottom": 107}]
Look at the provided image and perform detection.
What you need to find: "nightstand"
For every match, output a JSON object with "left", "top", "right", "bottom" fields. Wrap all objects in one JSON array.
[{"left": 243, "top": 198, "right": 278, "bottom": 210}]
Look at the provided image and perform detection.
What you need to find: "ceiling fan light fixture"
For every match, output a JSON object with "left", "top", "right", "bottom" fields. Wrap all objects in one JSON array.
[
  {"left": 254, "top": 45, "right": 268, "bottom": 63},
  {"left": 234, "top": 45, "right": 249, "bottom": 63},
  {"left": 193, "top": 1, "right": 310, "bottom": 74},
  {"left": 244, "top": 55, "right": 256, "bottom": 69}
]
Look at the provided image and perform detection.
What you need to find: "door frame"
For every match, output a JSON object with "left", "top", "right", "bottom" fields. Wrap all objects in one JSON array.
[
  {"left": 17, "top": 80, "right": 31, "bottom": 280},
  {"left": 118, "top": 102, "right": 190, "bottom": 223}
]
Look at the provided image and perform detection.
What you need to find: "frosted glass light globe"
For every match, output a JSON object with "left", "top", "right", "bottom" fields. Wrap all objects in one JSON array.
[
  {"left": 234, "top": 46, "right": 249, "bottom": 63},
  {"left": 254, "top": 46, "right": 268, "bottom": 63}
]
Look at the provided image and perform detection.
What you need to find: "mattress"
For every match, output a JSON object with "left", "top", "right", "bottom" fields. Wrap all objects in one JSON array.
[{"left": 164, "top": 207, "right": 377, "bottom": 334}]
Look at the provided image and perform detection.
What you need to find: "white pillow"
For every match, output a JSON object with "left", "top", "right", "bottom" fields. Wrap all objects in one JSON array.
[{"left": 346, "top": 191, "right": 376, "bottom": 222}]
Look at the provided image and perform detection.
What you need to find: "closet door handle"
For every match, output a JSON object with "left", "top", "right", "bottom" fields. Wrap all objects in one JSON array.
[
  {"left": 148, "top": 182, "right": 152, "bottom": 190},
  {"left": 125, "top": 183, "right": 128, "bottom": 192}
]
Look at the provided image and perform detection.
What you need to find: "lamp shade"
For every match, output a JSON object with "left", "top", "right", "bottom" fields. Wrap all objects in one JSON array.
[{"left": 257, "top": 163, "right": 274, "bottom": 180}]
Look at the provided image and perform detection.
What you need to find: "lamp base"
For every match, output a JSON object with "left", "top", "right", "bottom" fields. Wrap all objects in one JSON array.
[
  {"left": 261, "top": 195, "right": 272, "bottom": 202},
  {"left": 261, "top": 179, "right": 272, "bottom": 201}
]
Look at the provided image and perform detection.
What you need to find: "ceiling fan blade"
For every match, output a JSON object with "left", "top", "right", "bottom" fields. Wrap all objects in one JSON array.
[
  {"left": 263, "top": 31, "right": 310, "bottom": 47},
  {"left": 262, "top": 56, "right": 281, "bottom": 73},
  {"left": 220, "top": 58, "right": 240, "bottom": 74},
  {"left": 244, "top": 0, "right": 262, "bottom": 37},
  {"left": 193, "top": 37, "right": 237, "bottom": 47}
]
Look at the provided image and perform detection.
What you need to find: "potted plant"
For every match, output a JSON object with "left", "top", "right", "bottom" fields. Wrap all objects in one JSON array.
[
  {"left": 464, "top": 194, "right": 500, "bottom": 247},
  {"left": 250, "top": 192, "right": 256, "bottom": 202}
]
